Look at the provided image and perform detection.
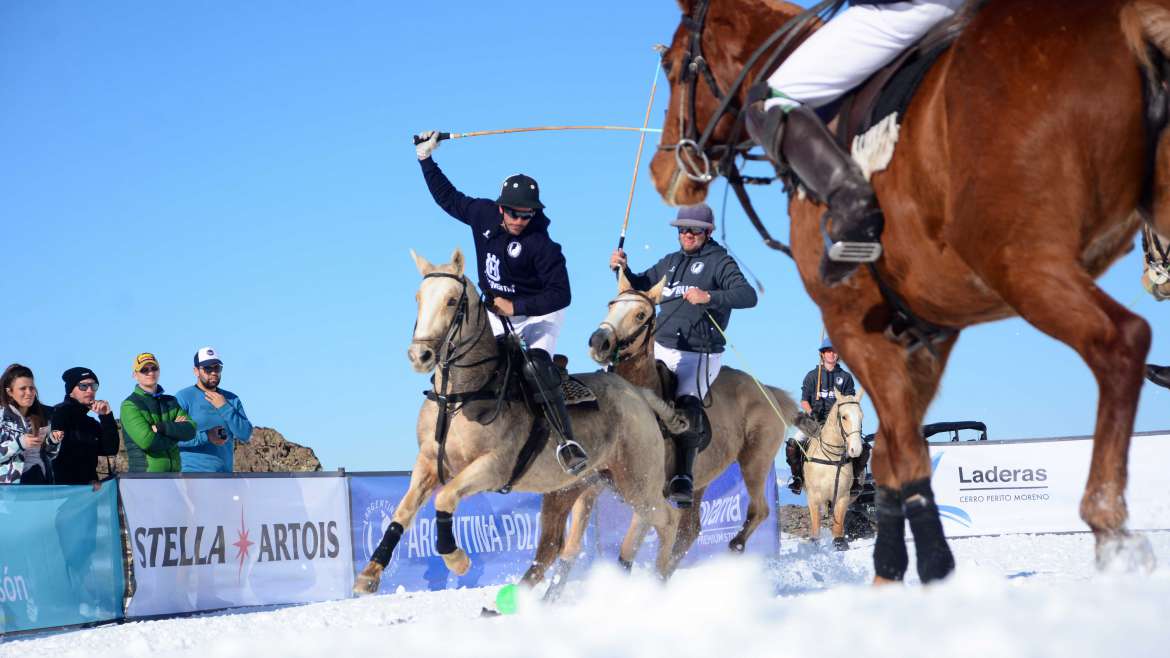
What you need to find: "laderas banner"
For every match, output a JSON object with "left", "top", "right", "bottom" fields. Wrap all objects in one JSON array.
[
  {"left": 119, "top": 473, "right": 353, "bottom": 617},
  {"left": 0, "top": 482, "right": 124, "bottom": 635}
]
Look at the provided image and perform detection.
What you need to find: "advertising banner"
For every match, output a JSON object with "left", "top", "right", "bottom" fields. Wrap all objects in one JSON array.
[
  {"left": 120, "top": 474, "right": 352, "bottom": 617},
  {"left": 0, "top": 482, "right": 124, "bottom": 634},
  {"left": 594, "top": 463, "right": 780, "bottom": 569},
  {"left": 348, "top": 473, "right": 583, "bottom": 593},
  {"left": 929, "top": 432, "right": 1170, "bottom": 537}
]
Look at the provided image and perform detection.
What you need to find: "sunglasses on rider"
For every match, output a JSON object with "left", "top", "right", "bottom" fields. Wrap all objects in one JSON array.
[
  {"left": 200, "top": 364, "right": 223, "bottom": 374},
  {"left": 677, "top": 227, "right": 707, "bottom": 236},
  {"left": 77, "top": 382, "right": 99, "bottom": 392},
  {"left": 503, "top": 207, "right": 537, "bottom": 220}
]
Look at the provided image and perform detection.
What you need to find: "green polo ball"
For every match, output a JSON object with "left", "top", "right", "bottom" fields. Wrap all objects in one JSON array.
[{"left": 495, "top": 583, "right": 519, "bottom": 615}]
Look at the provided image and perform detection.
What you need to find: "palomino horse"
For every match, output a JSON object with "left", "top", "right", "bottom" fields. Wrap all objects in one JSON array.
[
  {"left": 515, "top": 273, "right": 810, "bottom": 587},
  {"left": 651, "top": 0, "right": 1166, "bottom": 582},
  {"left": 802, "top": 391, "right": 864, "bottom": 551},
  {"left": 353, "top": 249, "right": 687, "bottom": 593}
]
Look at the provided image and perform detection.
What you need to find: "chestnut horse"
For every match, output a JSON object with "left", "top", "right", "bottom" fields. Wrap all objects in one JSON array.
[{"left": 651, "top": 0, "right": 1167, "bottom": 582}]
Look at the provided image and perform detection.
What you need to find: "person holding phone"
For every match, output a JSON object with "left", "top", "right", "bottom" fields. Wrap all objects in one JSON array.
[
  {"left": 120, "top": 353, "right": 194, "bottom": 473},
  {"left": 0, "top": 363, "right": 61, "bottom": 484},
  {"left": 50, "top": 367, "right": 121, "bottom": 487},
  {"left": 176, "top": 347, "right": 254, "bottom": 473}
]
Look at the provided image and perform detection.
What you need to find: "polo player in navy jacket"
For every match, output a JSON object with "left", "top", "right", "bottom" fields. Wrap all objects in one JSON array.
[{"left": 414, "top": 130, "right": 587, "bottom": 474}]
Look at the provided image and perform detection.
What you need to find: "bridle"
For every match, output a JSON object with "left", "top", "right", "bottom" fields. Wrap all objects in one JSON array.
[
  {"left": 809, "top": 399, "right": 862, "bottom": 466},
  {"left": 415, "top": 272, "right": 505, "bottom": 484},
  {"left": 598, "top": 289, "right": 659, "bottom": 365},
  {"left": 655, "top": 0, "right": 845, "bottom": 254}
]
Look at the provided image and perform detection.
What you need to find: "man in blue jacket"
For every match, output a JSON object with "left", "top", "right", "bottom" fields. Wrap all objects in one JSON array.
[
  {"left": 610, "top": 204, "right": 758, "bottom": 506},
  {"left": 414, "top": 130, "right": 587, "bottom": 475},
  {"left": 176, "top": 346, "right": 254, "bottom": 473}
]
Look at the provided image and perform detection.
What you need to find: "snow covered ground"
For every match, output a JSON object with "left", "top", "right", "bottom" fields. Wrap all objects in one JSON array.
[{"left": 4, "top": 531, "right": 1169, "bottom": 658}]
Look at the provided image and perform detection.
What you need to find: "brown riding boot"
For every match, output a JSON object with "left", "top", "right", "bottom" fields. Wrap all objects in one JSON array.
[{"left": 746, "top": 104, "right": 884, "bottom": 285}]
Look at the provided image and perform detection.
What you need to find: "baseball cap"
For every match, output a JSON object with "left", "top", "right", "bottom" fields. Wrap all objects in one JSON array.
[
  {"left": 669, "top": 203, "right": 716, "bottom": 230},
  {"left": 133, "top": 353, "right": 159, "bottom": 372},
  {"left": 194, "top": 346, "right": 223, "bottom": 368}
]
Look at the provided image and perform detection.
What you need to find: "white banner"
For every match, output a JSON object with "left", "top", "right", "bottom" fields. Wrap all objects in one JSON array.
[
  {"left": 929, "top": 432, "right": 1170, "bottom": 537},
  {"left": 120, "top": 475, "right": 353, "bottom": 617}
]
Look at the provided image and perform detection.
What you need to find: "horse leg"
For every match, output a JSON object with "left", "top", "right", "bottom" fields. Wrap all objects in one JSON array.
[
  {"left": 353, "top": 454, "right": 439, "bottom": 595},
  {"left": 826, "top": 313, "right": 959, "bottom": 583},
  {"left": 729, "top": 431, "right": 783, "bottom": 552},
  {"left": 665, "top": 487, "right": 706, "bottom": 573},
  {"left": 618, "top": 515, "right": 651, "bottom": 570},
  {"left": 806, "top": 495, "right": 821, "bottom": 542},
  {"left": 519, "top": 484, "right": 583, "bottom": 588},
  {"left": 831, "top": 476, "right": 850, "bottom": 551},
  {"left": 542, "top": 484, "right": 602, "bottom": 603},
  {"left": 432, "top": 455, "right": 507, "bottom": 576},
  {"left": 975, "top": 261, "right": 1152, "bottom": 569}
]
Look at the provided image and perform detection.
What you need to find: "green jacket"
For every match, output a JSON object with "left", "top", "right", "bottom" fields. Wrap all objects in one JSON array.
[{"left": 120, "top": 385, "right": 195, "bottom": 473}]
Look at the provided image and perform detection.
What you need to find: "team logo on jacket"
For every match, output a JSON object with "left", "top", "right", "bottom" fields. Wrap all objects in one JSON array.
[
  {"left": 690, "top": 261, "right": 705, "bottom": 275},
  {"left": 485, "top": 253, "right": 501, "bottom": 282},
  {"left": 507, "top": 241, "right": 522, "bottom": 258},
  {"left": 835, "top": 376, "right": 843, "bottom": 386}
]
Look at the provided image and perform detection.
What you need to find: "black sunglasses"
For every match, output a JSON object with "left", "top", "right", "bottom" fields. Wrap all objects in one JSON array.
[
  {"left": 200, "top": 364, "right": 223, "bottom": 374},
  {"left": 77, "top": 382, "right": 99, "bottom": 392},
  {"left": 678, "top": 227, "right": 707, "bottom": 236},
  {"left": 503, "top": 207, "right": 537, "bottom": 220},
  {"left": 138, "top": 366, "right": 159, "bottom": 374}
]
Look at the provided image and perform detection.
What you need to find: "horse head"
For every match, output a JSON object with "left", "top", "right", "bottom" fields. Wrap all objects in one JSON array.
[
  {"left": 588, "top": 271, "right": 667, "bottom": 365},
  {"left": 650, "top": 0, "right": 806, "bottom": 206},
  {"left": 408, "top": 248, "right": 475, "bottom": 373},
  {"left": 829, "top": 389, "right": 864, "bottom": 459}
]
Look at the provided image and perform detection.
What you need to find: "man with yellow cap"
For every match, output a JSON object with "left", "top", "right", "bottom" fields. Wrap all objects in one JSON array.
[{"left": 120, "top": 353, "right": 195, "bottom": 473}]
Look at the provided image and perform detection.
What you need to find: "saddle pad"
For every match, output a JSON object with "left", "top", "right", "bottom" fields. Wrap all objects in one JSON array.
[{"left": 562, "top": 376, "right": 597, "bottom": 406}]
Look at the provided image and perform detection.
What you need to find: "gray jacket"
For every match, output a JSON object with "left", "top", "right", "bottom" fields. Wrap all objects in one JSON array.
[{"left": 624, "top": 239, "right": 757, "bottom": 353}]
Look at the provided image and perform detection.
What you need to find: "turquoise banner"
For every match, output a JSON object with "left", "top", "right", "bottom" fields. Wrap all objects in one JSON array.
[{"left": 0, "top": 482, "right": 125, "bottom": 634}]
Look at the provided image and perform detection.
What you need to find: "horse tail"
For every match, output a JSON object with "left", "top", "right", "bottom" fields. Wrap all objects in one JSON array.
[
  {"left": 763, "top": 385, "right": 804, "bottom": 432},
  {"left": 634, "top": 387, "right": 689, "bottom": 436}
]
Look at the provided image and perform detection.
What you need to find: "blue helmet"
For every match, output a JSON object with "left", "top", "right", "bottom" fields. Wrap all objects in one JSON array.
[{"left": 819, "top": 337, "right": 834, "bottom": 352}]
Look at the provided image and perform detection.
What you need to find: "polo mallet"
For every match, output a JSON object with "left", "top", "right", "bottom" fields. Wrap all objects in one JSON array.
[
  {"left": 615, "top": 45, "right": 669, "bottom": 276},
  {"left": 411, "top": 125, "right": 662, "bottom": 145}
]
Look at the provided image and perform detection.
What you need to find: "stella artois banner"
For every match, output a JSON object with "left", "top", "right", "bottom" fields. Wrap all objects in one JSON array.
[{"left": 119, "top": 474, "right": 352, "bottom": 617}]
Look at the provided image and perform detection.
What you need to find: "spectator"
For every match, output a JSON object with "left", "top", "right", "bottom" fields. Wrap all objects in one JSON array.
[
  {"left": 176, "top": 347, "right": 254, "bottom": 473},
  {"left": 1, "top": 364, "right": 61, "bottom": 484},
  {"left": 784, "top": 339, "right": 858, "bottom": 495},
  {"left": 120, "top": 353, "right": 194, "bottom": 473},
  {"left": 50, "top": 367, "right": 120, "bottom": 486}
]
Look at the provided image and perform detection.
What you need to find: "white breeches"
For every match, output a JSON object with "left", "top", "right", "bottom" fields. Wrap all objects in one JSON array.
[
  {"left": 489, "top": 309, "right": 565, "bottom": 354},
  {"left": 765, "top": 0, "right": 964, "bottom": 111},
  {"left": 654, "top": 342, "right": 722, "bottom": 400}
]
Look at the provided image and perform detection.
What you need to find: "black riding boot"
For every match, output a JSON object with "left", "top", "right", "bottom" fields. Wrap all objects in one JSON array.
[
  {"left": 1147, "top": 363, "right": 1170, "bottom": 389},
  {"left": 522, "top": 348, "right": 588, "bottom": 475},
  {"left": 784, "top": 439, "right": 804, "bottom": 495},
  {"left": 746, "top": 104, "right": 884, "bottom": 285},
  {"left": 668, "top": 395, "right": 710, "bottom": 508},
  {"left": 850, "top": 441, "right": 872, "bottom": 496}
]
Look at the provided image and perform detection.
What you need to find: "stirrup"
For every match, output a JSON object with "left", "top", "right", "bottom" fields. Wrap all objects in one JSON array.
[
  {"left": 828, "top": 240, "right": 882, "bottom": 263},
  {"left": 668, "top": 474, "right": 694, "bottom": 508},
  {"left": 556, "top": 440, "right": 589, "bottom": 475}
]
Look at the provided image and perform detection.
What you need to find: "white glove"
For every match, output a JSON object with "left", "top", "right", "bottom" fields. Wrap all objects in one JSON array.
[{"left": 415, "top": 130, "right": 440, "bottom": 160}]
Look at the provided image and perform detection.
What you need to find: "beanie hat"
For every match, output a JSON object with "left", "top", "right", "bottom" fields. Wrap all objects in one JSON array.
[{"left": 63, "top": 367, "right": 99, "bottom": 396}]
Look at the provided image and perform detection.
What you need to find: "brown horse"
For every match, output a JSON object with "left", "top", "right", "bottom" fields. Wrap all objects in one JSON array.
[{"left": 650, "top": 0, "right": 1166, "bottom": 582}]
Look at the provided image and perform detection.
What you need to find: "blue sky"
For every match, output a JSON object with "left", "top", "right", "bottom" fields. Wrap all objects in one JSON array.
[{"left": 2, "top": 1, "right": 1166, "bottom": 472}]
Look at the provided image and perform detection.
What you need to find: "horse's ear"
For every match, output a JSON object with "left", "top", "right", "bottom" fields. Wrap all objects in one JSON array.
[
  {"left": 856, "top": 386, "right": 865, "bottom": 403},
  {"left": 649, "top": 276, "right": 668, "bottom": 303},
  {"left": 450, "top": 248, "right": 465, "bottom": 276},
  {"left": 410, "top": 249, "right": 434, "bottom": 276},
  {"left": 617, "top": 267, "right": 633, "bottom": 293}
]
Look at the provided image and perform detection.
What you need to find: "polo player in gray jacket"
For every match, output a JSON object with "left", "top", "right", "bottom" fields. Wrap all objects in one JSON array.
[{"left": 610, "top": 204, "right": 758, "bottom": 506}]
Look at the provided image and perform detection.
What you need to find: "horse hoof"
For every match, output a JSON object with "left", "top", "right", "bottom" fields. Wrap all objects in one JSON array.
[
  {"left": 872, "top": 575, "right": 902, "bottom": 586},
  {"left": 618, "top": 557, "right": 634, "bottom": 572},
  {"left": 1096, "top": 532, "right": 1156, "bottom": 573},
  {"left": 442, "top": 548, "right": 472, "bottom": 575},
  {"left": 352, "top": 561, "right": 384, "bottom": 596},
  {"left": 728, "top": 539, "right": 746, "bottom": 553},
  {"left": 832, "top": 537, "right": 849, "bottom": 551}
]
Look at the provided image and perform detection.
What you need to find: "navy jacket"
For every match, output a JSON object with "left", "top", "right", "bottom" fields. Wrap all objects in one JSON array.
[
  {"left": 624, "top": 239, "right": 757, "bottom": 353},
  {"left": 420, "top": 158, "right": 571, "bottom": 317},
  {"left": 801, "top": 365, "right": 857, "bottom": 423}
]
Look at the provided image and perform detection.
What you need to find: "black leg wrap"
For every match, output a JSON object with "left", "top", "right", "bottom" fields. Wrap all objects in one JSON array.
[
  {"left": 372, "top": 521, "right": 404, "bottom": 566},
  {"left": 901, "top": 478, "right": 955, "bottom": 583},
  {"left": 435, "top": 510, "right": 457, "bottom": 555},
  {"left": 873, "top": 486, "right": 908, "bottom": 581}
]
